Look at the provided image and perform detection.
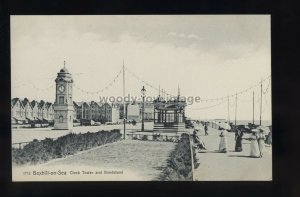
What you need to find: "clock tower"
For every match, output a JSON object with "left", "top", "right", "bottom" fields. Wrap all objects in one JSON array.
[{"left": 53, "top": 62, "right": 73, "bottom": 130}]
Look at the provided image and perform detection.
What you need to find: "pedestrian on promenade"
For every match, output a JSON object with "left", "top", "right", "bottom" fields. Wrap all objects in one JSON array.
[
  {"left": 266, "top": 130, "right": 272, "bottom": 145},
  {"left": 193, "top": 129, "right": 198, "bottom": 143},
  {"left": 257, "top": 129, "right": 266, "bottom": 157},
  {"left": 218, "top": 129, "right": 228, "bottom": 153},
  {"left": 193, "top": 129, "right": 206, "bottom": 150},
  {"left": 249, "top": 129, "right": 260, "bottom": 158},
  {"left": 235, "top": 128, "right": 244, "bottom": 152},
  {"left": 204, "top": 124, "right": 208, "bottom": 135},
  {"left": 266, "top": 126, "right": 272, "bottom": 145}
]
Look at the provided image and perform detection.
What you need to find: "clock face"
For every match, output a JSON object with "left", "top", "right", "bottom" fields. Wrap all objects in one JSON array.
[{"left": 58, "top": 85, "right": 65, "bottom": 93}]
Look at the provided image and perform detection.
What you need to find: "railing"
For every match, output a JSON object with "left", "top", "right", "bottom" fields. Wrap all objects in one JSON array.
[
  {"left": 12, "top": 137, "right": 59, "bottom": 150},
  {"left": 12, "top": 141, "right": 31, "bottom": 149},
  {"left": 126, "top": 132, "right": 181, "bottom": 142},
  {"left": 189, "top": 134, "right": 195, "bottom": 181}
]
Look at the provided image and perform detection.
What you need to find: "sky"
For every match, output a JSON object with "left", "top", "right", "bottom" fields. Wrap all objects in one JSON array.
[{"left": 11, "top": 15, "right": 271, "bottom": 121}]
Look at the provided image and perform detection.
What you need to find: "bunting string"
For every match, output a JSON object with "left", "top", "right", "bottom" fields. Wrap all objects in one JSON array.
[
  {"left": 200, "top": 75, "right": 271, "bottom": 102},
  {"left": 125, "top": 66, "right": 177, "bottom": 98},
  {"left": 73, "top": 68, "right": 122, "bottom": 95},
  {"left": 262, "top": 77, "right": 271, "bottom": 95},
  {"left": 187, "top": 100, "right": 226, "bottom": 110}
]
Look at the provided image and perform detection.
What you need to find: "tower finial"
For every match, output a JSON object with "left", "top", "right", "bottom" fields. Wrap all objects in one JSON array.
[
  {"left": 159, "top": 85, "right": 161, "bottom": 96},
  {"left": 178, "top": 85, "right": 180, "bottom": 96},
  {"left": 64, "top": 60, "right": 66, "bottom": 69}
]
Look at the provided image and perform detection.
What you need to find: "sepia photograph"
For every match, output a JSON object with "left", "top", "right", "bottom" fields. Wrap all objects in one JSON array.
[{"left": 11, "top": 15, "right": 272, "bottom": 181}]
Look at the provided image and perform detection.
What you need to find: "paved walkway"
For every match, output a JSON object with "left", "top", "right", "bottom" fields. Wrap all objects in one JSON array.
[
  {"left": 193, "top": 125, "right": 272, "bottom": 181},
  {"left": 12, "top": 122, "right": 154, "bottom": 144}
]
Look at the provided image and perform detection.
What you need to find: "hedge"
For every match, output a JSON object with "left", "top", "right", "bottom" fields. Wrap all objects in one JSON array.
[
  {"left": 12, "top": 129, "right": 122, "bottom": 165},
  {"left": 159, "top": 133, "right": 198, "bottom": 181}
]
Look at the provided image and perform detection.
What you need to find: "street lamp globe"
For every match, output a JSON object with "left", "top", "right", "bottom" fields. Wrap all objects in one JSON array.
[{"left": 141, "top": 86, "right": 146, "bottom": 97}]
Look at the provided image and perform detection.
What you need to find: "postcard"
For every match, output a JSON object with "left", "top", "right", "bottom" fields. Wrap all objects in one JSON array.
[{"left": 11, "top": 15, "right": 272, "bottom": 181}]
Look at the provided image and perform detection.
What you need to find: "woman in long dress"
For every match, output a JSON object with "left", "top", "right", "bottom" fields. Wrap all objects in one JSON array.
[
  {"left": 257, "top": 129, "right": 266, "bottom": 157},
  {"left": 219, "top": 129, "right": 228, "bottom": 153},
  {"left": 235, "top": 129, "right": 244, "bottom": 152},
  {"left": 249, "top": 129, "right": 260, "bottom": 158},
  {"left": 266, "top": 130, "right": 272, "bottom": 145}
]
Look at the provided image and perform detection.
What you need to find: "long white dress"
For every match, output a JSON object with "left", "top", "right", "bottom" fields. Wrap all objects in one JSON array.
[
  {"left": 219, "top": 131, "right": 228, "bottom": 153},
  {"left": 250, "top": 133, "right": 260, "bottom": 158},
  {"left": 257, "top": 132, "right": 266, "bottom": 157}
]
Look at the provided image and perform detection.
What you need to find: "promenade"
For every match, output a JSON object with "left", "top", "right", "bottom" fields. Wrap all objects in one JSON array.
[
  {"left": 193, "top": 124, "right": 272, "bottom": 181},
  {"left": 12, "top": 122, "right": 154, "bottom": 144},
  {"left": 12, "top": 122, "right": 272, "bottom": 181}
]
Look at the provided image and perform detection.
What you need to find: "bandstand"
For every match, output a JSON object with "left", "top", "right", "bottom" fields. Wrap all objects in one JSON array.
[{"left": 153, "top": 96, "right": 187, "bottom": 133}]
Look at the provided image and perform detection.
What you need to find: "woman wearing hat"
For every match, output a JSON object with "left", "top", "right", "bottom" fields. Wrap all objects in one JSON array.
[
  {"left": 257, "top": 129, "right": 266, "bottom": 157},
  {"left": 219, "top": 128, "right": 228, "bottom": 153},
  {"left": 235, "top": 128, "right": 244, "bottom": 152},
  {"left": 249, "top": 129, "right": 260, "bottom": 158}
]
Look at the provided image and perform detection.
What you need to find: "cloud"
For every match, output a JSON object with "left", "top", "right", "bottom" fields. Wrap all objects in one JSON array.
[
  {"left": 168, "top": 32, "right": 204, "bottom": 41},
  {"left": 168, "top": 32, "right": 177, "bottom": 36},
  {"left": 187, "top": 34, "right": 203, "bottom": 40}
]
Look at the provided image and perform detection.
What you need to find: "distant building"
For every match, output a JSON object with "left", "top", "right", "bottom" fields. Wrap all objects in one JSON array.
[
  {"left": 31, "top": 100, "right": 39, "bottom": 121},
  {"left": 111, "top": 103, "right": 121, "bottom": 123},
  {"left": 127, "top": 103, "right": 140, "bottom": 121},
  {"left": 22, "top": 98, "right": 34, "bottom": 123},
  {"left": 101, "top": 103, "right": 112, "bottom": 122},
  {"left": 11, "top": 98, "right": 55, "bottom": 126},
  {"left": 72, "top": 101, "right": 120, "bottom": 124},
  {"left": 82, "top": 102, "right": 91, "bottom": 120},
  {"left": 38, "top": 100, "right": 47, "bottom": 121},
  {"left": 11, "top": 98, "right": 26, "bottom": 124},
  {"left": 138, "top": 102, "right": 154, "bottom": 121},
  {"left": 11, "top": 97, "right": 155, "bottom": 126},
  {"left": 118, "top": 102, "right": 129, "bottom": 120},
  {"left": 45, "top": 102, "right": 54, "bottom": 122},
  {"left": 90, "top": 101, "right": 102, "bottom": 121},
  {"left": 73, "top": 101, "right": 83, "bottom": 121}
]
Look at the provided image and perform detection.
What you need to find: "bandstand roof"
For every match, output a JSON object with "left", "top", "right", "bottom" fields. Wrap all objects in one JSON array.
[{"left": 154, "top": 99, "right": 186, "bottom": 110}]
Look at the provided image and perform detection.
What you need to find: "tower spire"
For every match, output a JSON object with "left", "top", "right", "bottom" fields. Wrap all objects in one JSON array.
[
  {"left": 64, "top": 60, "right": 66, "bottom": 69},
  {"left": 159, "top": 85, "right": 161, "bottom": 96}
]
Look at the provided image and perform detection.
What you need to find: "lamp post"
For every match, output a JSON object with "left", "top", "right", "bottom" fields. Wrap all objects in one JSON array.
[{"left": 141, "top": 86, "right": 146, "bottom": 132}]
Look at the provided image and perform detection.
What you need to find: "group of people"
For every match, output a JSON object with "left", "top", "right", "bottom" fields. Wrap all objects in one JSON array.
[
  {"left": 219, "top": 127, "right": 270, "bottom": 158},
  {"left": 193, "top": 124, "right": 271, "bottom": 158},
  {"left": 249, "top": 129, "right": 268, "bottom": 158}
]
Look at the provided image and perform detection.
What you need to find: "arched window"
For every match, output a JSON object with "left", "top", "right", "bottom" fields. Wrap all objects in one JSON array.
[
  {"left": 59, "top": 115, "right": 63, "bottom": 123},
  {"left": 59, "top": 96, "right": 64, "bottom": 104}
]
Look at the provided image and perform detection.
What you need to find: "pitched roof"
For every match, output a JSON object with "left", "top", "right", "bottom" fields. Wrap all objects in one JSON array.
[
  {"left": 31, "top": 100, "right": 39, "bottom": 108},
  {"left": 22, "top": 98, "right": 31, "bottom": 107},
  {"left": 38, "top": 100, "right": 46, "bottom": 108},
  {"left": 90, "top": 101, "right": 101, "bottom": 107},
  {"left": 11, "top": 98, "right": 21, "bottom": 106},
  {"left": 102, "top": 102, "right": 112, "bottom": 107},
  {"left": 82, "top": 101, "right": 90, "bottom": 107},
  {"left": 45, "top": 102, "right": 53, "bottom": 109},
  {"left": 97, "top": 102, "right": 104, "bottom": 107},
  {"left": 73, "top": 101, "right": 81, "bottom": 107}
]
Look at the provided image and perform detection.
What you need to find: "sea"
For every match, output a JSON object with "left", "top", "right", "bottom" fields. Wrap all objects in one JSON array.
[
  {"left": 202, "top": 119, "right": 272, "bottom": 126},
  {"left": 234, "top": 120, "right": 272, "bottom": 126}
]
